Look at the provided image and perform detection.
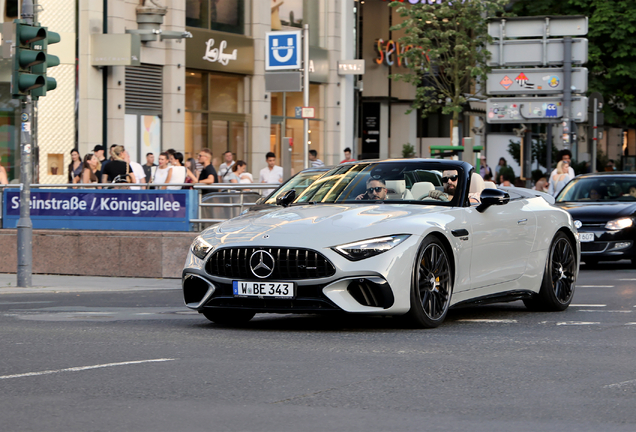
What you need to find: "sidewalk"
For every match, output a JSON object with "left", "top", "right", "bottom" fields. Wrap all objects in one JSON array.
[{"left": 0, "top": 274, "right": 180, "bottom": 294}]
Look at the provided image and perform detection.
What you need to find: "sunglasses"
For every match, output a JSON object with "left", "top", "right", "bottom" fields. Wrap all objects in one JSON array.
[
  {"left": 367, "top": 187, "right": 386, "bottom": 193},
  {"left": 442, "top": 175, "right": 458, "bottom": 183}
]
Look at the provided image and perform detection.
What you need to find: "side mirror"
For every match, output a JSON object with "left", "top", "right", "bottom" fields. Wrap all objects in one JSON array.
[
  {"left": 276, "top": 189, "right": 296, "bottom": 207},
  {"left": 255, "top": 197, "right": 266, "bottom": 205},
  {"left": 476, "top": 188, "right": 510, "bottom": 213}
]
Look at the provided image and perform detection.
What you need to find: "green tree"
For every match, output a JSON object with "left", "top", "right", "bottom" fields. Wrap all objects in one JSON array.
[
  {"left": 389, "top": 0, "right": 509, "bottom": 144},
  {"left": 512, "top": 0, "right": 636, "bottom": 126}
]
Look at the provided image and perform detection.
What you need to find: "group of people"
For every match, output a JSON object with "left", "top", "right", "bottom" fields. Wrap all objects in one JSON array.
[
  {"left": 60, "top": 146, "right": 261, "bottom": 191},
  {"left": 479, "top": 150, "right": 578, "bottom": 197}
]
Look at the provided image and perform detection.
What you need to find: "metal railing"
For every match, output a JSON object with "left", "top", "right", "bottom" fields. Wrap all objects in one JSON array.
[{"left": 0, "top": 182, "right": 280, "bottom": 230}]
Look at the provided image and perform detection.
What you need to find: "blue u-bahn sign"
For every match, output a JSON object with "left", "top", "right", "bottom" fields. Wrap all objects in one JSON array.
[
  {"left": 265, "top": 31, "right": 301, "bottom": 71},
  {"left": 2, "top": 189, "right": 198, "bottom": 231}
]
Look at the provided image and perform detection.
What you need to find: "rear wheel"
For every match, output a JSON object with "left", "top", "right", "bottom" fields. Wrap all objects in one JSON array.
[
  {"left": 202, "top": 309, "right": 255, "bottom": 325},
  {"left": 524, "top": 232, "right": 576, "bottom": 311},
  {"left": 404, "top": 236, "right": 453, "bottom": 328}
]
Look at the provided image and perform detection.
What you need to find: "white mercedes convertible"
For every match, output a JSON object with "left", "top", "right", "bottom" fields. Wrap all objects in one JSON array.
[{"left": 182, "top": 159, "right": 580, "bottom": 328}]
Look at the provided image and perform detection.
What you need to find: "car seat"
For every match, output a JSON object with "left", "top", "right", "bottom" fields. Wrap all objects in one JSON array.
[
  {"left": 410, "top": 182, "right": 435, "bottom": 200},
  {"left": 385, "top": 180, "right": 406, "bottom": 200}
]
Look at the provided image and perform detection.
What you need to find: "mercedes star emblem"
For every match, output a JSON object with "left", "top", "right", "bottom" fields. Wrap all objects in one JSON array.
[{"left": 249, "top": 250, "right": 275, "bottom": 278}]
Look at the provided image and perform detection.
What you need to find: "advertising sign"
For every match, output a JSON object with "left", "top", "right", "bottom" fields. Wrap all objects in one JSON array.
[
  {"left": 2, "top": 189, "right": 197, "bottom": 231},
  {"left": 265, "top": 31, "right": 302, "bottom": 71}
]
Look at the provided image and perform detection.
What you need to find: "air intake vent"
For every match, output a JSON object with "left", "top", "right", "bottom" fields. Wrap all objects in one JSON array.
[
  {"left": 206, "top": 247, "right": 336, "bottom": 280},
  {"left": 125, "top": 64, "right": 163, "bottom": 112}
]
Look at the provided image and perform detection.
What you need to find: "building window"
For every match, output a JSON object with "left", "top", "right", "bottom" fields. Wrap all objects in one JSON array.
[
  {"left": 185, "top": 70, "right": 248, "bottom": 165},
  {"left": 186, "top": 0, "right": 245, "bottom": 35}
]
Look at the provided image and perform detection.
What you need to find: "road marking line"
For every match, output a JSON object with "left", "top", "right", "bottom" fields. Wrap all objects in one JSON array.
[
  {"left": 605, "top": 378, "right": 636, "bottom": 389},
  {"left": 457, "top": 319, "right": 517, "bottom": 323},
  {"left": 571, "top": 304, "right": 606, "bottom": 307},
  {"left": 556, "top": 321, "right": 600, "bottom": 326},
  {"left": 0, "top": 358, "right": 175, "bottom": 380},
  {"left": 577, "top": 285, "right": 615, "bottom": 288},
  {"left": 619, "top": 279, "right": 636, "bottom": 281},
  {"left": 578, "top": 310, "right": 631, "bottom": 313},
  {"left": 626, "top": 323, "right": 636, "bottom": 326}
]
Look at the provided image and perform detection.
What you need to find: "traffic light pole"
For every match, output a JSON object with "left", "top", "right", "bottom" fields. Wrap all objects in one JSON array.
[
  {"left": 17, "top": 98, "right": 33, "bottom": 287},
  {"left": 17, "top": 0, "right": 34, "bottom": 288}
]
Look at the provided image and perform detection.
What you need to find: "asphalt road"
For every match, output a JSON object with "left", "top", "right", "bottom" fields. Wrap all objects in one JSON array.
[{"left": 1, "top": 263, "right": 636, "bottom": 432}]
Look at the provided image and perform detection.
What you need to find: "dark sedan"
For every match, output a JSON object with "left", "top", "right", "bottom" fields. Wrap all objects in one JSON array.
[{"left": 556, "top": 172, "right": 636, "bottom": 265}]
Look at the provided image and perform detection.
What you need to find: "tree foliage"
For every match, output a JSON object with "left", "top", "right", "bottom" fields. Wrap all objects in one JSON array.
[
  {"left": 512, "top": 0, "right": 636, "bottom": 126},
  {"left": 389, "top": 0, "right": 509, "bottom": 122}
]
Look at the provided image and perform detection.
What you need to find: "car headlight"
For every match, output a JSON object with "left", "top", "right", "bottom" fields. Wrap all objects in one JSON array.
[
  {"left": 333, "top": 235, "right": 410, "bottom": 261},
  {"left": 191, "top": 236, "right": 213, "bottom": 260},
  {"left": 605, "top": 217, "right": 634, "bottom": 231}
]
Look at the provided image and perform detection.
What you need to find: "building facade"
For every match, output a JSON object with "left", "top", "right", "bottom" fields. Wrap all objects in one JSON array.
[{"left": 0, "top": 0, "right": 357, "bottom": 184}]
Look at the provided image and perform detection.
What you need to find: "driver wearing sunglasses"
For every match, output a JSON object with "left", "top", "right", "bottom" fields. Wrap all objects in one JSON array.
[
  {"left": 424, "top": 170, "right": 459, "bottom": 202},
  {"left": 355, "top": 177, "right": 388, "bottom": 201}
]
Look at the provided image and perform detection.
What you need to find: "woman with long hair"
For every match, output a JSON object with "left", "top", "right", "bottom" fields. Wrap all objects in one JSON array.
[
  {"left": 551, "top": 160, "right": 573, "bottom": 197},
  {"left": 225, "top": 160, "right": 252, "bottom": 184},
  {"left": 101, "top": 145, "right": 136, "bottom": 184},
  {"left": 81, "top": 153, "right": 100, "bottom": 186},
  {"left": 151, "top": 152, "right": 172, "bottom": 190},
  {"left": 68, "top": 149, "right": 82, "bottom": 183},
  {"left": 166, "top": 152, "right": 197, "bottom": 190}
]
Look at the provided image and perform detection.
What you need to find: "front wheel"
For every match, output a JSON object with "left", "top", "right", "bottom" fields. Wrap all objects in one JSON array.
[
  {"left": 404, "top": 236, "right": 453, "bottom": 328},
  {"left": 202, "top": 309, "right": 255, "bottom": 326},
  {"left": 524, "top": 232, "right": 576, "bottom": 311}
]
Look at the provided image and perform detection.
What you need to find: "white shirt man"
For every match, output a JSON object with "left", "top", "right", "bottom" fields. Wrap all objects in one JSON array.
[
  {"left": 218, "top": 151, "right": 235, "bottom": 182},
  {"left": 124, "top": 150, "right": 146, "bottom": 190},
  {"left": 259, "top": 153, "right": 283, "bottom": 195}
]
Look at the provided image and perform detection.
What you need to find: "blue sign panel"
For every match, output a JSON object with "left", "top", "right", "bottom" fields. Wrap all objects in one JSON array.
[
  {"left": 545, "top": 103, "right": 558, "bottom": 118},
  {"left": 265, "top": 31, "right": 301, "bottom": 71},
  {"left": 2, "top": 189, "right": 198, "bottom": 231}
]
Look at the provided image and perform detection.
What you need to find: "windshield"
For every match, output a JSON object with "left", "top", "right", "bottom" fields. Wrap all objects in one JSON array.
[
  {"left": 264, "top": 170, "right": 327, "bottom": 205},
  {"left": 556, "top": 176, "right": 636, "bottom": 202},
  {"left": 294, "top": 161, "right": 463, "bottom": 205}
]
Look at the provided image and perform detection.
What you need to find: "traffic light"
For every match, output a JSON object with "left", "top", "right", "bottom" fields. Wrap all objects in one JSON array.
[
  {"left": 11, "top": 21, "right": 60, "bottom": 99},
  {"left": 31, "top": 28, "right": 60, "bottom": 99}
]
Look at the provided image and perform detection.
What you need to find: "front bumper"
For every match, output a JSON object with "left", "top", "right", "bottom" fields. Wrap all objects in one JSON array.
[{"left": 578, "top": 226, "right": 636, "bottom": 261}]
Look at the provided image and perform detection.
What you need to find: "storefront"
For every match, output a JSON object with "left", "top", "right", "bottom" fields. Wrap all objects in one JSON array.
[{"left": 185, "top": 26, "right": 254, "bottom": 166}]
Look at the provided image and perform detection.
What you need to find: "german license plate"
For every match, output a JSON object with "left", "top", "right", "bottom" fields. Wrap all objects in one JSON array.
[
  {"left": 579, "top": 233, "right": 594, "bottom": 242},
  {"left": 232, "top": 281, "right": 295, "bottom": 298}
]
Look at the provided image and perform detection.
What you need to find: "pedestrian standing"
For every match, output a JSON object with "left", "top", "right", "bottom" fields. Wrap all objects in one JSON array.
[
  {"left": 551, "top": 160, "right": 573, "bottom": 197},
  {"left": 308, "top": 149, "right": 325, "bottom": 167},
  {"left": 218, "top": 151, "right": 236, "bottom": 182},
  {"left": 152, "top": 152, "right": 172, "bottom": 189},
  {"left": 68, "top": 149, "right": 82, "bottom": 183},
  {"left": 143, "top": 152, "right": 156, "bottom": 183},
  {"left": 197, "top": 149, "right": 219, "bottom": 194},
  {"left": 548, "top": 150, "right": 575, "bottom": 196},
  {"left": 93, "top": 145, "right": 106, "bottom": 179},
  {"left": 341, "top": 147, "right": 356, "bottom": 163},
  {"left": 80, "top": 153, "right": 100, "bottom": 186},
  {"left": 167, "top": 152, "right": 195, "bottom": 190},
  {"left": 124, "top": 149, "right": 146, "bottom": 190},
  {"left": 101, "top": 145, "right": 136, "bottom": 184},
  {"left": 259, "top": 152, "right": 283, "bottom": 195},
  {"left": 479, "top": 156, "right": 492, "bottom": 179}
]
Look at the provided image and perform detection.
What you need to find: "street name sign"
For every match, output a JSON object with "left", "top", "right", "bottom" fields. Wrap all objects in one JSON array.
[
  {"left": 265, "top": 71, "right": 302, "bottom": 92},
  {"left": 486, "top": 97, "right": 588, "bottom": 124},
  {"left": 487, "top": 68, "right": 587, "bottom": 95},
  {"left": 489, "top": 16, "right": 588, "bottom": 39},
  {"left": 487, "top": 38, "right": 588, "bottom": 66},
  {"left": 265, "top": 31, "right": 301, "bottom": 71}
]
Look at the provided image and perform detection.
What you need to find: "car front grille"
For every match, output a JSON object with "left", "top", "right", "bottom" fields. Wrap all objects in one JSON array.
[
  {"left": 206, "top": 247, "right": 336, "bottom": 280},
  {"left": 581, "top": 242, "right": 607, "bottom": 252}
]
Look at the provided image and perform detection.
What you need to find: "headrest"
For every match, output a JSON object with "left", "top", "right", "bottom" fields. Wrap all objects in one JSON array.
[
  {"left": 385, "top": 180, "right": 406, "bottom": 195},
  {"left": 469, "top": 172, "right": 486, "bottom": 195},
  {"left": 411, "top": 182, "right": 435, "bottom": 199},
  {"left": 484, "top": 181, "right": 497, "bottom": 190}
]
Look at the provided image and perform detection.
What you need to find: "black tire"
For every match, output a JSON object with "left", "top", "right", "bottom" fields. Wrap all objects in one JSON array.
[
  {"left": 404, "top": 236, "right": 453, "bottom": 328},
  {"left": 523, "top": 231, "right": 576, "bottom": 311},
  {"left": 202, "top": 309, "right": 255, "bottom": 325}
]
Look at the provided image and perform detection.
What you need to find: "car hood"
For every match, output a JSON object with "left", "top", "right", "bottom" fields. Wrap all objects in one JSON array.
[
  {"left": 556, "top": 202, "right": 636, "bottom": 223},
  {"left": 202, "top": 203, "right": 450, "bottom": 247}
]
